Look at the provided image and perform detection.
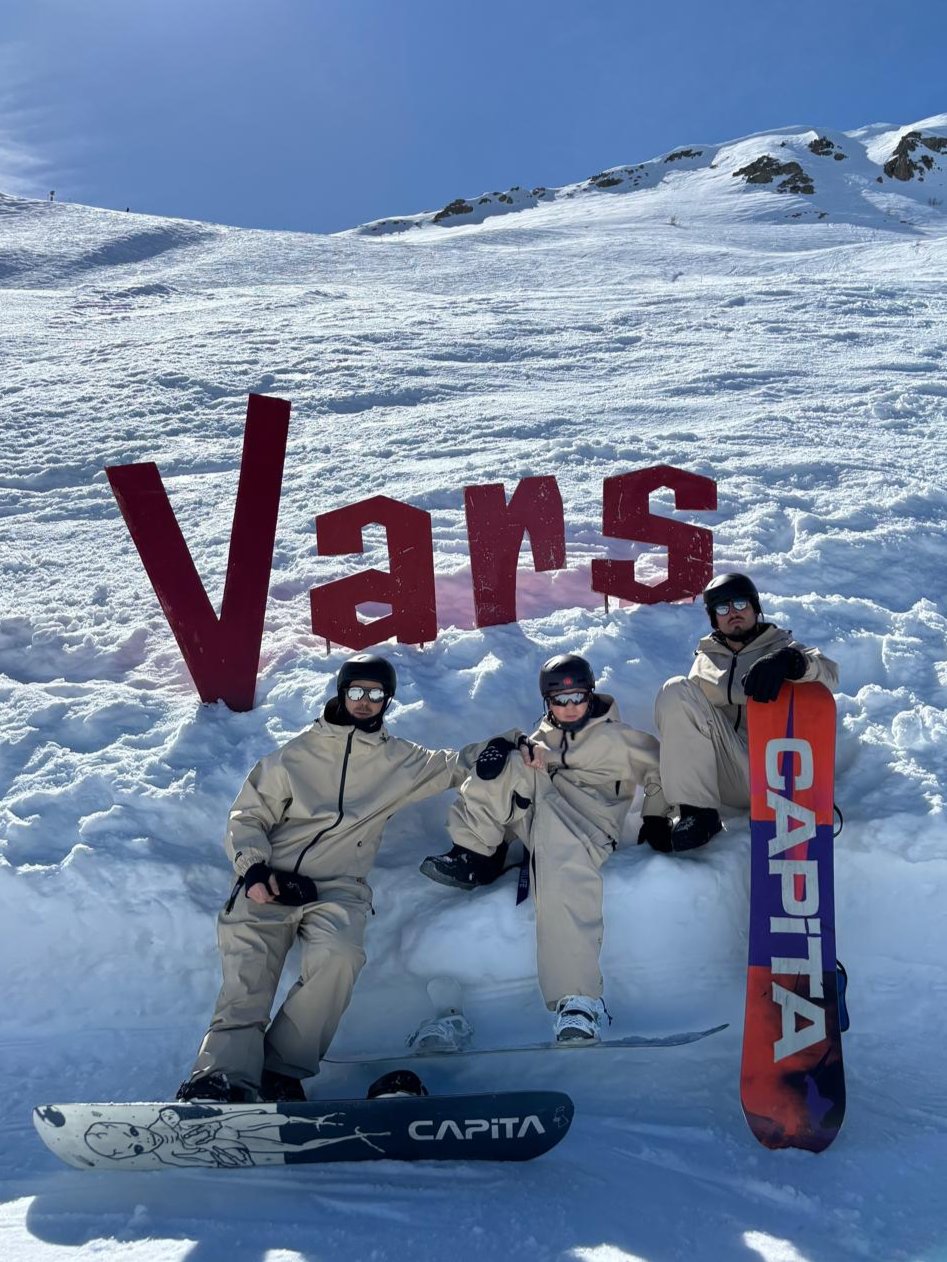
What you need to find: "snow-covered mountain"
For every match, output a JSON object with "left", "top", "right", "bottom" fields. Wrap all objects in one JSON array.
[
  {"left": 358, "top": 113, "right": 947, "bottom": 235},
  {"left": 1, "top": 113, "right": 946, "bottom": 1261}
]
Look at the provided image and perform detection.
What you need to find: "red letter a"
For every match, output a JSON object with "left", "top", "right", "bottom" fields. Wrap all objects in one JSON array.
[
  {"left": 310, "top": 496, "right": 437, "bottom": 649},
  {"left": 106, "top": 393, "right": 290, "bottom": 711}
]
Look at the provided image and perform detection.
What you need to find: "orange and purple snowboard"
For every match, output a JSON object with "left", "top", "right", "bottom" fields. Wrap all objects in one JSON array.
[{"left": 741, "top": 681, "right": 845, "bottom": 1152}]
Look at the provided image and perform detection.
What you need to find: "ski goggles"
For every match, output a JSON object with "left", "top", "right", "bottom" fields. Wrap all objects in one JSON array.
[
  {"left": 712, "top": 598, "right": 751, "bottom": 616},
  {"left": 547, "top": 690, "right": 591, "bottom": 707},
  {"left": 345, "top": 685, "right": 388, "bottom": 702}
]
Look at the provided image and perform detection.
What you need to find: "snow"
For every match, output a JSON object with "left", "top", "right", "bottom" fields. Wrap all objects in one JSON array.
[{"left": 2, "top": 113, "right": 947, "bottom": 1260}]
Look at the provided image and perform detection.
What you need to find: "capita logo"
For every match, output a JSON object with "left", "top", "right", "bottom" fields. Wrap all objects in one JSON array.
[
  {"left": 765, "top": 736, "right": 827, "bottom": 1062},
  {"left": 409, "top": 1115, "right": 546, "bottom": 1142}
]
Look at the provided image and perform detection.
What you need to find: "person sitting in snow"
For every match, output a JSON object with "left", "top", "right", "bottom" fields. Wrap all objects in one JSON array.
[
  {"left": 648, "top": 572, "right": 840, "bottom": 854},
  {"left": 176, "top": 653, "right": 479, "bottom": 1105},
  {"left": 419, "top": 654, "right": 672, "bottom": 1045}
]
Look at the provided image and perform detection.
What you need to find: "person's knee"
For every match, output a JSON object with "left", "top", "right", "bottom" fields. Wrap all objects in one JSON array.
[
  {"left": 654, "top": 675, "right": 693, "bottom": 725},
  {"left": 302, "top": 937, "right": 366, "bottom": 983}
]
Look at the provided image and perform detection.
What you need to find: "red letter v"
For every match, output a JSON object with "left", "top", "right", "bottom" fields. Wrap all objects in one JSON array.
[{"left": 106, "top": 393, "right": 290, "bottom": 711}]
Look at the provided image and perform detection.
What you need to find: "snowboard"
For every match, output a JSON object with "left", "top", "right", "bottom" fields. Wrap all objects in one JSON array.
[
  {"left": 33, "top": 1090, "right": 574, "bottom": 1171},
  {"left": 742, "top": 681, "right": 845, "bottom": 1152},
  {"left": 325, "top": 977, "right": 728, "bottom": 1064}
]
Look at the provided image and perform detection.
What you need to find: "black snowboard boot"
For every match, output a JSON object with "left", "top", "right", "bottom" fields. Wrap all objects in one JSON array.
[
  {"left": 175, "top": 1072, "right": 257, "bottom": 1104},
  {"left": 260, "top": 1069, "right": 308, "bottom": 1103},
  {"left": 366, "top": 1069, "right": 429, "bottom": 1099},
  {"left": 419, "top": 841, "right": 509, "bottom": 890},
  {"left": 671, "top": 806, "right": 722, "bottom": 852}
]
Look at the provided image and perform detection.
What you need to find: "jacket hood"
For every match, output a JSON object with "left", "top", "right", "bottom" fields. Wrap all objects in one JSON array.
[
  {"left": 696, "top": 622, "right": 786, "bottom": 658},
  {"left": 538, "top": 691, "right": 619, "bottom": 736},
  {"left": 315, "top": 702, "right": 390, "bottom": 744}
]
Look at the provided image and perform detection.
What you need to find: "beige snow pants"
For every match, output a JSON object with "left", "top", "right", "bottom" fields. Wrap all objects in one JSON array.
[
  {"left": 447, "top": 759, "right": 615, "bottom": 1008},
  {"left": 654, "top": 677, "right": 750, "bottom": 811},
  {"left": 188, "top": 877, "right": 372, "bottom": 1089}
]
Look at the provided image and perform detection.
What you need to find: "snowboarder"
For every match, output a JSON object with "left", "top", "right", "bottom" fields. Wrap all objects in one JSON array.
[
  {"left": 176, "top": 654, "right": 478, "bottom": 1105},
  {"left": 419, "top": 654, "right": 671, "bottom": 1044},
  {"left": 651, "top": 572, "right": 839, "bottom": 853}
]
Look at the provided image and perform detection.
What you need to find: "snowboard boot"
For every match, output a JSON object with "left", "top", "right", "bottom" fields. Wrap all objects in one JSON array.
[
  {"left": 366, "top": 1069, "right": 430, "bottom": 1099},
  {"left": 407, "top": 1012, "right": 474, "bottom": 1054},
  {"left": 419, "top": 840, "right": 509, "bottom": 890},
  {"left": 175, "top": 1072, "right": 258, "bottom": 1104},
  {"left": 671, "top": 806, "right": 722, "bottom": 852},
  {"left": 554, "top": 995, "right": 606, "bottom": 1045},
  {"left": 260, "top": 1069, "right": 308, "bottom": 1103}
]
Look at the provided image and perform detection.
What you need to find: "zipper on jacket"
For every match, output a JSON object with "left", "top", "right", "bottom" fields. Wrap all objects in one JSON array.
[
  {"left": 224, "top": 877, "right": 243, "bottom": 914},
  {"left": 725, "top": 654, "right": 746, "bottom": 731},
  {"left": 292, "top": 729, "right": 355, "bottom": 874},
  {"left": 726, "top": 656, "right": 738, "bottom": 706}
]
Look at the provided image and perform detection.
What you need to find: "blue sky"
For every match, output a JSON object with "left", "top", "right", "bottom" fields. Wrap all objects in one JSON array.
[{"left": 2, "top": 0, "right": 946, "bottom": 234}]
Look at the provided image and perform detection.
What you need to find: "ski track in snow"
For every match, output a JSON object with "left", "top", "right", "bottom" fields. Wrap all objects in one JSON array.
[{"left": 1, "top": 115, "right": 947, "bottom": 1262}]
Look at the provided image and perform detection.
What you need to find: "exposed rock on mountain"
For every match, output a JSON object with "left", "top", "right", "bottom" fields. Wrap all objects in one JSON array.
[
  {"left": 808, "top": 136, "right": 846, "bottom": 159},
  {"left": 883, "top": 130, "right": 947, "bottom": 181},
  {"left": 732, "top": 156, "right": 815, "bottom": 194}
]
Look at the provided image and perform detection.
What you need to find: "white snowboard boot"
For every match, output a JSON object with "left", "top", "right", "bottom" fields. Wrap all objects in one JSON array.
[
  {"left": 554, "top": 995, "right": 606, "bottom": 1045},
  {"left": 407, "top": 1012, "right": 474, "bottom": 1054}
]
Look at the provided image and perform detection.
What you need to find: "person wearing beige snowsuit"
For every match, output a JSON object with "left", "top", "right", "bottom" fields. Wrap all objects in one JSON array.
[
  {"left": 179, "top": 655, "right": 479, "bottom": 1101},
  {"left": 424, "top": 656, "right": 670, "bottom": 1029},
  {"left": 654, "top": 572, "right": 839, "bottom": 851}
]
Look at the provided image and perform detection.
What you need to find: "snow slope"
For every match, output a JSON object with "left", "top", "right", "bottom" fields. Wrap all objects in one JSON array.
[{"left": 1, "top": 114, "right": 946, "bottom": 1261}]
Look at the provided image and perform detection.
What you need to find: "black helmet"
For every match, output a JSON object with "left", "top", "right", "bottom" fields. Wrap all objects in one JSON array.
[
  {"left": 702, "top": 573, "right": 761, "bottom": 626},
  {"left": 337, "top": 653, "right": 397, "bottom": 698},
  {"left": 539, "top": 653, "right": 595, "bottom": 698}
]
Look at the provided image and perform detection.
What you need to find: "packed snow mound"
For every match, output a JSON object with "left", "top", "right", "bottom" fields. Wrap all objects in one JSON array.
[
  {"left": 356, "top": 113, "right": 947, "bottom": 235},
  {"left": 0, "top": 195, "right": 225, "bottom": 287}
]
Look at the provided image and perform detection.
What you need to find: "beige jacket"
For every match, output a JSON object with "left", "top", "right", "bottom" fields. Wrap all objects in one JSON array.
[
  {"left": 530, "top": 693, "right": 670, "bottom": 839},
  {"left": 225, "top": 712, "right": 478, "bottom": 883},
  {"left": 689, "top": 623, "right": 839, "bottom": 730}
]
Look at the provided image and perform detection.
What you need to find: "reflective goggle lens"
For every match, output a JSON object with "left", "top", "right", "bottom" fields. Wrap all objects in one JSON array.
[
  {"left": 713, "top": 598, "right": 750, "bottom": 616},
  {"left": 549, "top": 691, "right": 590, "bottom": 707},
  {"left": 345, "top": 686, "right": 387, "bottom": 702}
]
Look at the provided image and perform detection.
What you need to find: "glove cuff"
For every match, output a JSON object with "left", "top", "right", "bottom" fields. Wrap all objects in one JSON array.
[
  {"left": 234, "top": 847, "right": 271, "bottom": 878},
  {"left": 242, "top": 861, "right": 273, "bottom": 893}
]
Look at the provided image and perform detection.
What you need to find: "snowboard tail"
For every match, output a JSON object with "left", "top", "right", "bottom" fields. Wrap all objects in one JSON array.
[
  {"left": 742, "top": 682, "right": 845, "bottom": 1152},
  {"left": 34, "top": 1091, "right": 574, "bottom": 1170}
]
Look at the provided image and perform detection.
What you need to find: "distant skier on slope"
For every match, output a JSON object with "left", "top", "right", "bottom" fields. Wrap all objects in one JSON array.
[
  {"left": 419, "top": 654, "right": 672, "bottom": 1045},
  {"left": 176, "top": 654, "right": 480, "bottom": 1105},
  {"left": 650, "top": 573, "right": 840, "bottom": 853}
]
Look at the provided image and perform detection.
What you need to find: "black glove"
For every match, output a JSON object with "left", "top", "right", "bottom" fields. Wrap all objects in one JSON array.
[
  {"left": 274, "top": 871, "right": 319, "bottom": 906},
  {"left": 243, "top": 863, "right": 318, "bottom": 906},
  {"left": 243, "top": 862, "right": 276, "bottom": 897},
  {"left": 517, "top": 735, "right": 538, "bottom": 761},
  {"left": 475, "top": 736, "right": 517, "bottom": 780},
  {"left": 741, "top": 648, "right": 807, "bottom": 703},
  {"left": 637, "top": 816, "right": 673, "bottom": 853}
]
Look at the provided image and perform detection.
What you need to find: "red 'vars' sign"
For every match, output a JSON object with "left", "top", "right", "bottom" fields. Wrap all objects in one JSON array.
[{"left": 107, "top": 394, "right": 717, "bottom": 709}]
